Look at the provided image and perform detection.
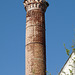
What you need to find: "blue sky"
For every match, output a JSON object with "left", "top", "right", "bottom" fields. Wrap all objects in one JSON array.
[{"left": 0, "top": 0, "right": 75, "bottom": 75}]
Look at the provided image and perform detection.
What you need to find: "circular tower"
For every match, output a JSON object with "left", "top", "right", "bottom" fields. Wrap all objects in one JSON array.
[{"left": 23, "top": 0, "right": 49, "bottom": 75}]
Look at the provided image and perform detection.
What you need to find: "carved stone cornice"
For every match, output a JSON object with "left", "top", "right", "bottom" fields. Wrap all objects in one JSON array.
[{"left": 23, "top": 0, "right": 49, "bottom": 12}]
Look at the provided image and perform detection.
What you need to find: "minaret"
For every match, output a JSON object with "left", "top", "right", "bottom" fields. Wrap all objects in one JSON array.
[{"left": 23, "top": 0, "right": 49, "bottom": 75}]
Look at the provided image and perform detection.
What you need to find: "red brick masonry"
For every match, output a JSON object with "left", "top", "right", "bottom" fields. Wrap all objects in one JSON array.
[{"left": 24, "top": 0, "right": 49, "bottom": 75}]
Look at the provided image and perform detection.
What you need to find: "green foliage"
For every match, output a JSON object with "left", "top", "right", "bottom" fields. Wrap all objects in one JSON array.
[
  {"left": 63, "top": 42, "right": 75, "bottom": 75},
  {"left": 71, "top": 45, "right": 74, "bottom": 48},
  {"left": 69, "top": 69, "right": 72, "bottom": 73},
  {"left": 64, "top": 43, "right": 75, "bottom": 56},
  {"left": 72, "top": 48, "right": 75, "bottom": 51},
  {"left": 64, "top": 44, "right": 70, "bottom": 56},
  {"left": 49, "top": 73, "right": 51, "bottom": 75},
  {"left": 46, "top": 71, "right": 48, "bottom": 73},
  {"left": 46, "top": 71, "right": 51, "bottom": 75},
  {"left": 66, "top": 49, "right": 70, "bottom": 56}
]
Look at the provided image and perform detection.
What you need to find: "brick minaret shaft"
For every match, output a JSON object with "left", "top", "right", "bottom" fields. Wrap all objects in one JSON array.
[{"left": 23, "top": 0, "right": 49, "bottom": 75}]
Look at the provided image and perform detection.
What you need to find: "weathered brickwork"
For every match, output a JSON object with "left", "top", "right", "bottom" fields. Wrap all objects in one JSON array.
[{"left": 23, "top": 0, "right": 49, "bottom": 75}]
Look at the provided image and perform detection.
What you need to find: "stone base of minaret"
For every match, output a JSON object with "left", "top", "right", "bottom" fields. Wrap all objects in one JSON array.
[{"left": 23, "top": 0, "right": 49, "bottom": 75}]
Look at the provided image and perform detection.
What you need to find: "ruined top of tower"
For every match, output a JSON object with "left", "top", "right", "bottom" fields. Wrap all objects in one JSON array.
[{"left": 23, "top": 0, "right": 49, "bottom": 12}]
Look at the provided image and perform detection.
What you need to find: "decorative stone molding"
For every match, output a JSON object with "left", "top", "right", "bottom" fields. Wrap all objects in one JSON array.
[{"left": 23, "top": 0, "right": 49, "bottom": 12}]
